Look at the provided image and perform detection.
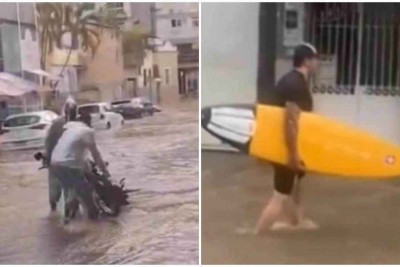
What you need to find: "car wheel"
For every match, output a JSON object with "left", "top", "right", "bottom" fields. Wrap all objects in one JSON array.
[{"left": 107, "top": 122, "right": 111, "bottom": 129}]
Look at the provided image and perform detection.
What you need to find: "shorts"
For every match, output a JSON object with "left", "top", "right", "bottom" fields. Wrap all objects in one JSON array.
[{"left": 273, "top": 163, "right": 305, "bottom": 195}]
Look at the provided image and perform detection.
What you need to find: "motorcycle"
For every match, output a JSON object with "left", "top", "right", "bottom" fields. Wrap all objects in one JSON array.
[{"left": 34, "top": 152, "right": 137, "bottom": 218}]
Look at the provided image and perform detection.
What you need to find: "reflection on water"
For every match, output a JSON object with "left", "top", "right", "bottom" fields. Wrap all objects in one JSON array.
[{"left": 0, "top": 108, "right": 199, "bottom": 264}]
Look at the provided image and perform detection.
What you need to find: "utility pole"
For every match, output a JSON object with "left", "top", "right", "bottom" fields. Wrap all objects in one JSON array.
[
  {"left": 16, "top": 3, "right": 28, "bottom": 112},
  {"left": 16, "top": 3, "right": 23, "bottom": 79},
  {"left": 150, "top": 3, "right": 157, "bottom": 38}
]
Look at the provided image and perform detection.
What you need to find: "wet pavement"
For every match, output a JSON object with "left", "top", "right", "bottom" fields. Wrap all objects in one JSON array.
[
  {"left": 0, "top": 106, "right": 198, "bottom": 264},
  {"left": 202, "top": 152, "right": 400, "bottom": 264}
]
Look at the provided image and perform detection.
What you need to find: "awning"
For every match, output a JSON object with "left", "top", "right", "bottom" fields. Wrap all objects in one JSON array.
[
  {"left": 0, "top": 73, "right": 38, "bottom": 97},
  {"left": 25, "top": 69, "right": 61, "bottom": 80}
]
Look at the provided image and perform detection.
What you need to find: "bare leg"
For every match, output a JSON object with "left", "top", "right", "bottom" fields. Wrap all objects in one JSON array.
[
  {"left": 291, "top": 178, "right": 304, "bottom": 223},
  {"left": 288, "top": 178, "right": 319, "bottom": 229},
  {"left": 255, "top": 191, "right": 288, "bottom": 234}
]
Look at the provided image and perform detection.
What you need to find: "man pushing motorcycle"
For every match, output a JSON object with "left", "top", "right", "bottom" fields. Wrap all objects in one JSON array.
[{"left": 49, "top": 98, "right": 110, "bottom": 222}]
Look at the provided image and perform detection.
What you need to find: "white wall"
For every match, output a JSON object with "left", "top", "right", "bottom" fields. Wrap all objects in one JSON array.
[
  {"left": 155, "top": 2, "right": 199, "bottom": 44},
  {"left": 20, "top": 27, "right": 40, "bottom": 71},
  {"left": 201, "top": 3, "right": 259, "bottom": 148}
]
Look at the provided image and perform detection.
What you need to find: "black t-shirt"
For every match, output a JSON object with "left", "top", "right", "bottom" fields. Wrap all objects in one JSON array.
[{"left": 266, "top": 70, "right": 313, "bottom": 112}]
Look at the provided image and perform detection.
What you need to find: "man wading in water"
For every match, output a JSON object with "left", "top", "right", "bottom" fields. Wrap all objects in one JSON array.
[
  {"left": 45, "top": 97, "right": 78, "bottom": 213},
  {"left": 255, "top": 43, "right": 320, "bottom": 234}
]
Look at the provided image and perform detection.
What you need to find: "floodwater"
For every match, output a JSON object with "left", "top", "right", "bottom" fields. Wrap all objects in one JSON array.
[
  {"left": 0, "top": 105, "right": 199, "bottom": 264},
  {"left": 202, "top": 152, "right": 400, "bottom": 264}
]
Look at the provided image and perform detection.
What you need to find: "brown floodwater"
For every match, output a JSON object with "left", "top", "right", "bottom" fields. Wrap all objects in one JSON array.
[
  {"left": 202, "top": 152, "right": 400, "bottom": 264},
  {"left": 0, "top": 106, "right": 199, "bottom": 264}
]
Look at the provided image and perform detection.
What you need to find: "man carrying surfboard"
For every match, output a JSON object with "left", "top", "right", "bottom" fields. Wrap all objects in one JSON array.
[{"left": 255, "top": 43, "right": 319, "bottom": 234}]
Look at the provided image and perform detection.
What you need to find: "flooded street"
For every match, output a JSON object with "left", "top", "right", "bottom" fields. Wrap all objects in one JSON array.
[
  {"left": 0, "top": 105, "right": 199, "bottom": 264},
  {"left": 202, "top": 152, "right": 400, "bottom": 264}
]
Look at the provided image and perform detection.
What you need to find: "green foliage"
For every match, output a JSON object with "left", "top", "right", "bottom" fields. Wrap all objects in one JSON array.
[{"left": 122, "top": 27, "right": 150, "bottom": 67}]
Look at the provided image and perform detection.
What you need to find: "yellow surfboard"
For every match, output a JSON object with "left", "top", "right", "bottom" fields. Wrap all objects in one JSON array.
[{"left": 202, "top": 104, "right": 400, "bottom": 179}]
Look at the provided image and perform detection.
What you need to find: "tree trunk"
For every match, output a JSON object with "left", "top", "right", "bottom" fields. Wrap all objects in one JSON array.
[{"left": 52, "top": 30, "right": 76, "bottom": 94}]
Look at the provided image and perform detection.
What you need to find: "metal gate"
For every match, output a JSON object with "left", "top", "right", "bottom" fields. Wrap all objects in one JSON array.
[{"left": 305, "top": 3, "right": 400, "bottom": 143}]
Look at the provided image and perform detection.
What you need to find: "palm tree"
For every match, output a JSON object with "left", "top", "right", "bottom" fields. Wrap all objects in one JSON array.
[
  {"left": 36, "top": 3, "right": 118, "bottom": 71},
  {"left": 36, "top": 3, "right": 151, "bottom": 103},
  {"left": 122, "top": 27, "right": 150, "bottom": 68},
  {"left": 35, "top": 3, "right": 63, "bottom": 70},
  {"left": 36, "top": 3, "right": 121, "bottom": 107}
]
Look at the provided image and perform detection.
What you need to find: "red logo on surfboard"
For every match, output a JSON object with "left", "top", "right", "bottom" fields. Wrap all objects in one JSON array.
[{"left": 385, "top": 155, "right": 396, "bottom": 165}]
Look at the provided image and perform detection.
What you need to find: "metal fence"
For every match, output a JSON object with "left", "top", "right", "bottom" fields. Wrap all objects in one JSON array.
[{"left": 305, "top": 3, "right": 400, "bottom": 96}]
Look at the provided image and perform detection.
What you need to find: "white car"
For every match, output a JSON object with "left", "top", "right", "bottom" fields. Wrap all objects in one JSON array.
[
  {"left": 0, "top": 110, "right": 58, "bottom": 151},
  {"left": 78, "top": 102, "right": 124, "bottom": 130}
]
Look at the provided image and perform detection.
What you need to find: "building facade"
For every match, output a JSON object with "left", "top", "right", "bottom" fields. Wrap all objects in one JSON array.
[
  {"left": 0, "top": 3, "right": 42, "bottom": 117},
  {"left": 126, "top": 3, "right": 154, "bottom": 33},
  {"left": 155, "top": 3, "right": 199, "bottom": 98},
  {"left": 122, "top": 2, "right": 182, "bottom": 105},
  {"left": 202, "top": 3, "right": 400, "bottom": 149}
]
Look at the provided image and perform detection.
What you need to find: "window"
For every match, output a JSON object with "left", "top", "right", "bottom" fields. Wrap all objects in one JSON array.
[
  {"left": 193, "top": 78, "right": 198, "bottom": 91},
  {"left": 106, "top": 3, "right": 123, "bottom": 9},
  {"left": 0, "top": 31, "right": 3, "bottom": 72},
  {"left": 111, "top": 100, "right": 130, "bottom": 106},
  {"left": 171, "top": 19, "right": 182, "bottom": 28},
  {"left": 3, "top": 115, "right": 40, "bottom": 127},
  {"left": 144, "top": 70, "right": 148, "bottom": 86},
  {"left": 153, "top": 64, "right": 160, "bottom": 78},
  {"left": 78, "top": 105, "right": 100, "bottom": 115},
  {"left": 285, "top": 10, "right": 298, "bottom": 29},
  {"left": 193, "top": 18, "right": 199, "bottom": 27},
  {"left": 165, "top": 68, "right": 170, "bottom": 85},
  {"left": 103, "top": 104, "right": 113, "bottom": 112},
  {"left": 306, "top": 3, "right": 400, "bottom": 96}
]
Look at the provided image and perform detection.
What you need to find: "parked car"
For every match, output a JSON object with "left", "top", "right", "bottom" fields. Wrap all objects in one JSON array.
[
  {"left": 111, "top": 99, "right": 143, "bottom": 119},
  {"left": 132, "top": 97, "right": 159, "bottom": 116},
  {"left": 0, "top": 110, "right": 58, "bottom": 151},
  {"left": 78, "top": 102, "right": 124, "bottom": 130}
]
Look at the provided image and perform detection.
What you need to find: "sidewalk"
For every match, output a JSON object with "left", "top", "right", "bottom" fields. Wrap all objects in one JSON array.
[{"left": 202, "top": 151, "right": 400, "bottom": 264}]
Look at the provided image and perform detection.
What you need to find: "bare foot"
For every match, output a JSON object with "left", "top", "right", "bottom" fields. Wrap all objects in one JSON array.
[
  {"left": 235, "top": 226, "right": 254, "bottom": 235},
  {"left": 270, "top": 219, "right": 319, "bottom": 231},
  {"left": 270, "top": 221, "right": 298, "bottom": 231},
  {"left": 297, "top": 218, "right": 319, "bottom": 230}
]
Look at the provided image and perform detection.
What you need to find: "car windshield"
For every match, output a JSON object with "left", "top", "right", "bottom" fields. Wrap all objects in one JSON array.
[
  {"left": 3, "top": 115, "right": 40, "bottom": 127},
  {"left": 103, "top": 104, "right": 114, "bottom": 112},
  {"left": 79, "top": 105, "right": 100, "bottom": 114},
  {"left": 112, "top": 100, "right": 130, "bottom": 105}
]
